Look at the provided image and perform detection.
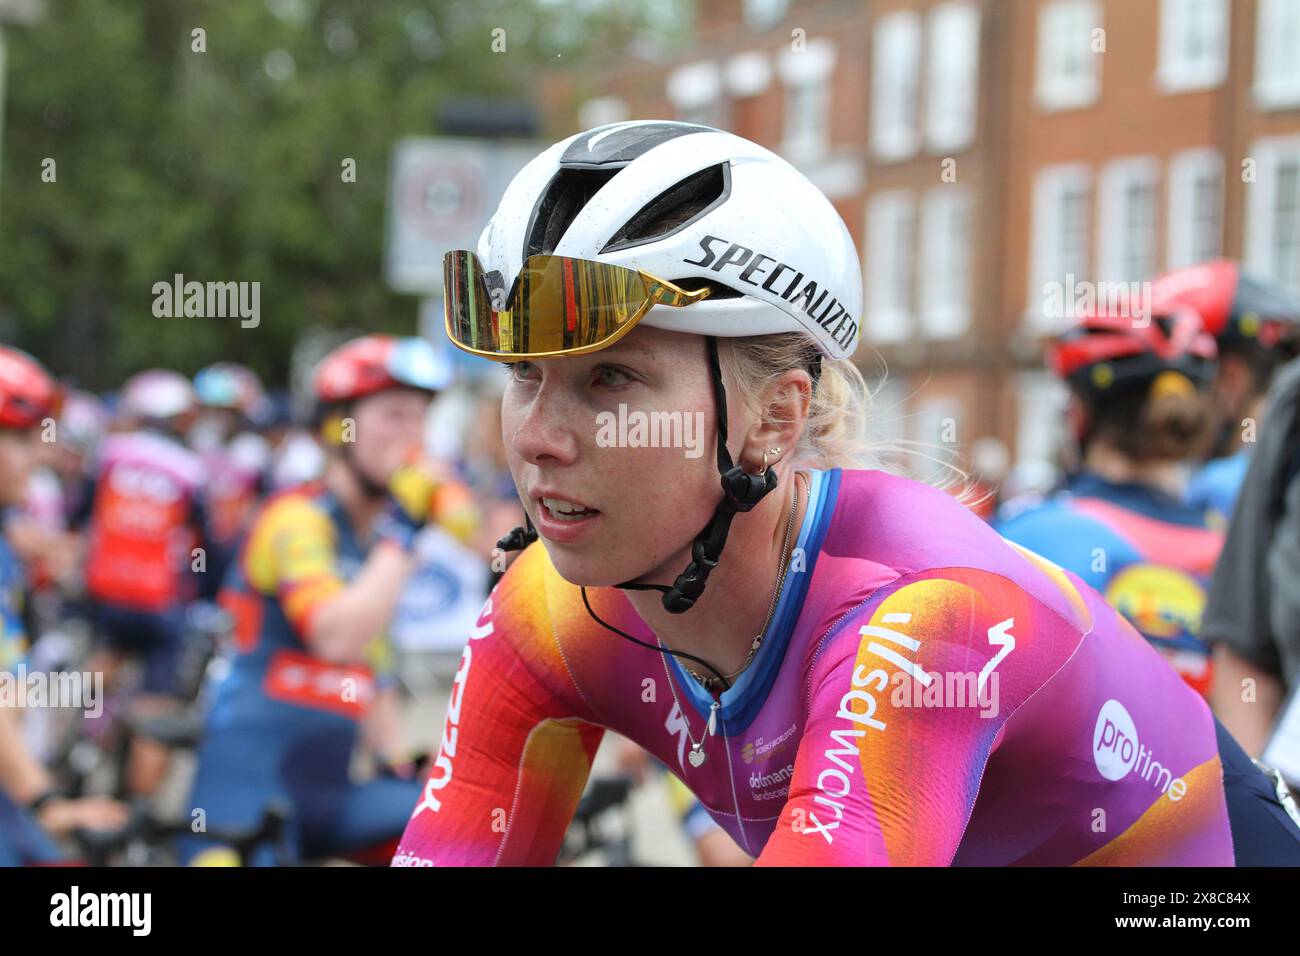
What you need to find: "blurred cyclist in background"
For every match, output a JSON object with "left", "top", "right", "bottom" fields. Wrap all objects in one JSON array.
[
  {"left": 181, "top": 335, "right": 469, "bottom": 865},
  {"left": 996, "top": 305, "right": 1223, "bottom": 696},
  {"left": 82, "top": 369, "right": 209, "bottom": 795},
  {"left": 261, "top": 390, "right": 326, "bottom": 492},
  {"left": 0, "top": 347, "right": 128, "bottom": 864},
  {"left": 191, "top": 362, "right": 272, "bottom": 598},
  {"left": 6, "top": 389, "right": 104, "bottom": 603},
  {"left": 1150, "top": 261, "right": 1300, "bottom": 524},
  {"left": 50, "top": 390, "right": 108, "bottom": 532},
  {"left": 455, "top": 384, "right": 528, "bottom": 584}
]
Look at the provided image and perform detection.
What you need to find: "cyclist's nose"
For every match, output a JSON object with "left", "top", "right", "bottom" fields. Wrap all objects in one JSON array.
[{"left": 507, "top": 378, "right": 580, "bottom": 469}]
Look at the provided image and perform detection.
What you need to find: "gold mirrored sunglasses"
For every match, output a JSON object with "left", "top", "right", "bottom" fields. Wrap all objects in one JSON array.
[{"left": 444, "top": 251, "right": 712, "bottom": 360}]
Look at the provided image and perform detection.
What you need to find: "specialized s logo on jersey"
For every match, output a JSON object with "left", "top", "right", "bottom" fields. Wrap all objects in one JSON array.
[{"left": 806, "top": 603, "right": 1019, "bottom": 844}]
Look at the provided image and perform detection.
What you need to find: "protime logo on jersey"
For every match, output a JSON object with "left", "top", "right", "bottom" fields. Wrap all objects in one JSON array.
[{"left": 1093, "top": 698, "right": 1189, "bottom": 800}]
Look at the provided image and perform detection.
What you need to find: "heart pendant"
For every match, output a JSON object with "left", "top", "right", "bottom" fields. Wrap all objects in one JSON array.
[{"left": 688, "top": 748, "right": 706, "bottom": 768}]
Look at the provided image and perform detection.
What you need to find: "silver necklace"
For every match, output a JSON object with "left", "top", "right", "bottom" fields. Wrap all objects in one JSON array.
[{"left": 662, "top": 653, "right": 719, "bottom": 767}]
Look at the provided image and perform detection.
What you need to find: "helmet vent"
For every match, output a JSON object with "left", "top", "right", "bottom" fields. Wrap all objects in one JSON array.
[
  {"left": 524, "top": 167, "right": 620, "bottom": 258},
  {"left": 601, "top": 163, "right": 730, "bottom": 253}
]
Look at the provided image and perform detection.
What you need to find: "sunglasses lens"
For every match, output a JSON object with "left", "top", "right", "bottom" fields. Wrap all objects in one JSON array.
[
  {"left": 444, "top": 250, "right": 494, "bottom": 352},
  {"left": 444, "top": 252, "right": 649, "bottom": 357}
]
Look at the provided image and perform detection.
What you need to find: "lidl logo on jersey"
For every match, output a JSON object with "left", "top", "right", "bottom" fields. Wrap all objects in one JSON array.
[
  {"left": 1103, "top": 563, "right": 1206, "bottom": 641},
  {"left": 1093, "top": 698, "right": 1188, "bottom": 800}
]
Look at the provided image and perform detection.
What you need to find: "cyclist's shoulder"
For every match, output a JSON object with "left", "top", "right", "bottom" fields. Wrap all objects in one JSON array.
[
  {"left": 240, "top": 482, "right": 336, "bottom": 570},
  {"left": 488, "top": 539, "right": 579, "bottom": 633},
  {"left": 832, "top": 467, "right": 1019, "bottom": 553},
  {"left": 99, "top": 429, "right": 204, "bottom": 488},
  {"left": 796, "top": 470, "right": 1105, "bottom": 677},
  {"left": 1186, "top": 453, "right": 1248, "bottom": 514},
  {"left": 245, "top": 481, "right": 333, "bottom": 538},
  {"left": 822, "top": 469, "right": 1090, "bottom": 619},
  {"left": 993, "top": 488, "right": 1092, "bottom": 534}
]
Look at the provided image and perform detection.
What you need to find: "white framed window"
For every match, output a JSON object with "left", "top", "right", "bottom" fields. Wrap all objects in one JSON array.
[
  {"left": 1028, "top": 164, "right": 1092, "bottom": 331},
  {"left": 911, "top": 396, "right": 964, "bottom": 482},
  {"left": 1157, "top": 0, "right": 1228, "bottom": 93},
  {"left": 1013, "top": 371, "right": 1071, "bottom": 472},
  {"left": 866, "top": 191, "right": 917, "bottom": 345},
  {"left": 724, "top": 51, "right": 772, "bottom": 98},
  {"left": 1245, "top": 136, "right": 1300, "bottom": 294},
  {"left": 778, "top": 40, "right": 835, "bottom": 163},
  {"left": 744, "top": 0, "right": 789, "bottom": 30},
  {"left": 1254, "top": 0, "right": 1300, "bottom": 109},
  {"left": 870, "top": 9, "right": 922, "bottom": 161},
  {"left": 918, "top": 186, "right": 972, "bottom": 339},
  {"left": 667, "top": 62, "right": 725, "bottom": 127},
  {"left": 925, "top": 2, "right": 980, "bottom": 153},
  {"left": 1096, "top": 157, "right": 1160, "bottom": 283},
  {"left": 1035, "top": 0, "right": 1102, "bottom": 111},
  {"left": 782, "top": 79, "right": 830, "bottom": 161},
  {"left": 1166, "top": 149, "right": 1223, "bottom": 269}
]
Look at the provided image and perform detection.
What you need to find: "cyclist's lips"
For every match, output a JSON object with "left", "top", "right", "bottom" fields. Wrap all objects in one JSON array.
[{"left": 533, "top": 492, "right": 601, "bottom": 543}]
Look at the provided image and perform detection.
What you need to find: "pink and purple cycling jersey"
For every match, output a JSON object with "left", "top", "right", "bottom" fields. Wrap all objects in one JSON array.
[{"left": 394, "top": 468, "right": 1234, "bottom": 866}]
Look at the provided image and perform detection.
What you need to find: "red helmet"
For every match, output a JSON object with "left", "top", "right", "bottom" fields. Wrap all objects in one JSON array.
[
  {"left": 1149, "top": 260, "right": 1300, "bottom": 349},
  {"left": 1050, "top": 305, "right": 1217, "bottom": 401},
  {"left": 312, "top": 335, "right": 450, "bottom": 405},
  {"left": 0, "top": 347, "right": 60, "bottom": 429}
]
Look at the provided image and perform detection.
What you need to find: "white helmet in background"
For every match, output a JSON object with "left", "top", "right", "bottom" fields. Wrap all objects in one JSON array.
[
  {"left": 479, "top": 120, "right": 862, "bottom": 361},
  {"left": 121, "top": 369, "right": 195, "bottom": 421}
]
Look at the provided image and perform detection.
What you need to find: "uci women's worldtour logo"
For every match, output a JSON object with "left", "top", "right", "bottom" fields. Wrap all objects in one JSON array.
[{"left": 1093, "top": 699, "right": 1188, "bottom": 800}]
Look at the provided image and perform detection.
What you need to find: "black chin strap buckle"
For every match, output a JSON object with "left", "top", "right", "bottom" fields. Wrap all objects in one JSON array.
[
  {"left": 658, "top": 464, "right": 775, "bottom": 614},
  {"left": 720, "top": 463, "right": 777, "bottom": 513},
  {"left": 497, "top": 513, "right": 538, "bottom": 553}
]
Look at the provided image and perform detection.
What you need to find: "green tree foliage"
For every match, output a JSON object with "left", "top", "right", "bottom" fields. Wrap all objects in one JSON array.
[{"left": 0, "top": 0, "right": 686, "bottom": 389}]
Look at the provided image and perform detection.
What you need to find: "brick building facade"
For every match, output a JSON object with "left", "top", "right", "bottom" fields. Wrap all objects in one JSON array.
[{"left": 540, "top": 0, "right": 1300, "bottom": 491}]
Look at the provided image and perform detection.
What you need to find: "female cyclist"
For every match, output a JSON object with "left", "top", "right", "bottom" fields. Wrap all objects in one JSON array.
[
  {"left": 1149, "top": 260, "right": 1300, "bottom": 524},
  {"left": 394, "top": 121, "right": 1300, "bottom": 867},
  {"left": 181, "top": 335, "right": 475, "bottom": 865},
  {"left": 994, "top": 306, "right": 1225, "bottom": 698}
]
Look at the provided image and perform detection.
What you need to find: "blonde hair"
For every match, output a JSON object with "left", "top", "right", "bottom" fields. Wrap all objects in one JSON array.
[{"left": 718, "top": 334, "right": 978, "bottom": 497}]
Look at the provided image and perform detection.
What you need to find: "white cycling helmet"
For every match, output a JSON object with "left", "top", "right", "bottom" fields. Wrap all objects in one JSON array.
[
  {"left": 121, "top": 369, "right": 195, "bottom": 421},
  {"left": 477, "top": 120, "right": 862, "bottom": 361}
]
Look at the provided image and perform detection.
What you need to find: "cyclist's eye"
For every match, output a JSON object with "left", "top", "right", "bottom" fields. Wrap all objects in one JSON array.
[
  {"left": 504, "top": 361, "right": 536, "bottom": 381},
  {"left": 595, "top": 365, "right": 632, "bottom": 388}
]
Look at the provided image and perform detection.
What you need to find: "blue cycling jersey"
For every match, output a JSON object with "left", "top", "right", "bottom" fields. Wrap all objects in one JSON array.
[
  {"left": 1185, "top": 451, "right": 1251, "bottom": 526},
  {"left": 995, "top": 472, "right": 1224, "bottom": 696}
]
